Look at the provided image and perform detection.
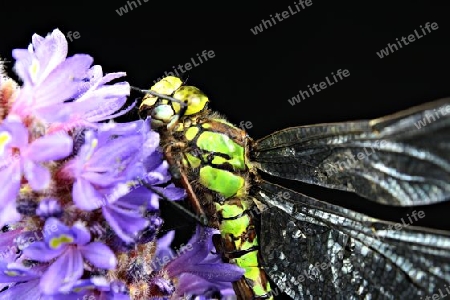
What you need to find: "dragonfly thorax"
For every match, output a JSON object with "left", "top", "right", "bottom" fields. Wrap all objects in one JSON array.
[{"left": 139, "top": 76, "right": 209, "bottom": 129}]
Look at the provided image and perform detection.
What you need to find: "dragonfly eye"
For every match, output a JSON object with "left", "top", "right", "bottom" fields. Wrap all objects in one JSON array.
[{"left": 172, "top": 86, "right": 209, "bottom": 116}]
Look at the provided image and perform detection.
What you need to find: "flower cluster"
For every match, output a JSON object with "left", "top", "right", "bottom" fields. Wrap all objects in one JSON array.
[{"left": 0, "top": 29, "right": 243, "bottom": 299}]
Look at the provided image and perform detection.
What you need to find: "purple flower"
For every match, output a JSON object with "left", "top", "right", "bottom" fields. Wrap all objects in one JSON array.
[
  {"left": 22, "top": 218, "right": 117, "bottom": 295},
  {"left": 0, "top": 279, "right": 41, "bottom": 300},
  {"left": 0, "top": 262, "right": 43, "bottom": 283},
  {"left": 10, "top": 29, "right": 130, "bottom": 127},
  {"left": 11, "top": 29, "right": 92, "bottom": 120},
  {"left": 0, "top": 227, "right": 23, "bottom": 261},
  {"left": 0, "top": 116, "right": 72, "bottom": 226},
  {"left": 140, "top": 152, "right": 186, "bottom": 210},
  {"left": 0, "top": 277, "right": 130, "bottom": 300},
  {"left": 14, "top": 230, "right": 43, "bottom": 251},
  {"left": 32, "top": 277, "right": 130, "bottom": 300},
  {"left": 12, "top": 29, "right": 68, "bottom": 87},
  {"left": 152, "top": 230, "right": 176, "bottom": 271},
  {"left": 160, "top": 226, "right": 244, "bottom": 298},
  {"left": 47, "top": 65, "right": 131, "bottom": 133},
  {"left": 98, "top": 120, "right": 184, "bottom": 244},
  {"left": 62, "top": 128, "right": 143, "bottom": 211},
  {"left": 102, "top": 186, "right": 152, "bottom": 244}
]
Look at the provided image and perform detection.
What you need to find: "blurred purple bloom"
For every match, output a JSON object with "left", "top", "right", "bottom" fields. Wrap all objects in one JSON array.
[
  {"left": 22, "top": 218, "right": 117, "bottom": 295},
  {"left": 152, "top": 230, "right": 176, "bottom": 271},
  {"left": 0, "top": 262, "right": 43, "bottom": 283},
  {"left": 36, "top": 198, "right": 62, "bottom": 219},
  {"left": 102, "top": 186, "right": 151, "bottom": 244},
  {"left": 62, "top": 128, "right": 143, "bottom": 211},
  {"left": 34, "top": 277, "right": 130, "bottom": 300},
  {"left": 0, "top": 116, "right": 72, "bottom": 227},
  {"left": 0, "top": 277, "right": 130, "bottom": 300},
  {"left": 0, "top": 227, "right": 23, "bottom": 260},
  {"left": 162, "top": 226, "right": 244, "bottom": 298},
  {"left": 0, "top": 279, "right": 41, "bottom": 300},
  {"left": 15, "top": 230, "right": 43, "bottom": 251},
  {"left": 98, "top": 120, "right": 184, "bottom": 244}
]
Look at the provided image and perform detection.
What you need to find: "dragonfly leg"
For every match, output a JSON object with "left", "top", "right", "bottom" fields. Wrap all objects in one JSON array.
[{"left": 163, "top": 142, "right": 209, "bottom": 226}]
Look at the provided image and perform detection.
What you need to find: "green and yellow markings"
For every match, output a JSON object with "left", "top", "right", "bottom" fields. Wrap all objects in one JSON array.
[
  {"left": 196, "top": 131, "right": 245, "bottom": 170},
  {"left": 216, "top": 201, "right": 273, "bottom": 299},
  {"left": 200, "top": 167, "right": 245, "bottom": 198}
]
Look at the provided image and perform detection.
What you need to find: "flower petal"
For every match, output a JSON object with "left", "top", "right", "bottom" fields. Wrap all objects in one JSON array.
[
  {"left": 102, "top": 207, "right": 134, "bottom": 244},
  {"left": 114, "top": 186, "right": 149, "bottom": 208},
  {"left": 0, "top": 162, "right": 21, "bottom": 206},
  {"left": 1, "top": 116, "right": 29, "bottom": 149},
  {"left": 23, "top": 241, "right": 63, "bottom": 262},
  {"left": 43, "top": 217, "right": 71, "bottom": 240},
  {"left": 98, "top": 71, "right": 127, "bottom": 86},
  {"left": 23, "top": 159, "right": 50, "bottom": 190},
  {"left": 176, "top": 273, "right": 222, "bottom": 296},
  {"left": 34, "top": 54, "right": 93, "bottom": 108},
  {"left": 153, "top": 184, "right": 186, "bottom": 201},
  {"left": 166, "top": 227, "right": 213, "bottom": 275},
  {"left": 0, "top": 262, "right": 42, "bottom": 282},
  {"left": 0, "top": 228, "right": 23, "bottom": 253},
  {"left": 182, "top": 263, "right": 245, "bottom": 282},
  {"left": 73, "top": 178, "right": 106, "bottom": 210},
  {"left": 26, "top": 133, "right": 73, "bottom": 162},
  {"left": 0, "top": 201, "right": 21, "bottom": 229},
  {"left": 39, "top": 248, "right": 84, "bottom": 295},
  {"left": 78, "top": 242, "right": 117, "bottom": 269},
  {"left": 72, "top": 223, "right": 91, "bottom": 246},
  {"left": 0, "top": 279, "right": 41, "bottom": 300},
  {"left": 81, "top": 171, "right": 122, "bottom": 187},
  {"left": 11, "top": 48, "right": 35, "bottom": 85},
  {"left": 107, "top": 204, "right": 148, "bottom": 233},
  {"left": 33, "top": 29, "right": 68, "bottom": 84}
]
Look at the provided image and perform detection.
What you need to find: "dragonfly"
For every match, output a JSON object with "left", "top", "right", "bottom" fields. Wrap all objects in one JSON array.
[{"left": 134, "top": 76, "right": 450, "bottom": 300}]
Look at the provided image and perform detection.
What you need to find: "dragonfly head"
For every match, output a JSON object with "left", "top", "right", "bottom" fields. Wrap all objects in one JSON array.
[{"left": 137, "top": 76, "right": 209, "bottom": 129}]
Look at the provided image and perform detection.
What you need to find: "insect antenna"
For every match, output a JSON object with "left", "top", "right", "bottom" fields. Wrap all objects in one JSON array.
[
  {"left": 131, "top": 85, "right": 189, "bottom": 122},
  {"left": 140, "top": 180, "right": 208, "bottom": 227},
  {"left": 130, "top": 86, "right": 187, "bottom": 109}
]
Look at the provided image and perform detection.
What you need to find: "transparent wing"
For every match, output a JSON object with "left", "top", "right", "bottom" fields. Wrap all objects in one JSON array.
[
  {"left": 252, "top": 179, "right": 450, "bottom": 300},
  {"left": 252, "top": 98, "right": 450, "bottom": 206}
]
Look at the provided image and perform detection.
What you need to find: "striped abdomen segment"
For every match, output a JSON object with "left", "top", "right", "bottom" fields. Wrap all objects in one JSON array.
[{"left": 216, "top": 198, "right": 273, "bottom": 300}]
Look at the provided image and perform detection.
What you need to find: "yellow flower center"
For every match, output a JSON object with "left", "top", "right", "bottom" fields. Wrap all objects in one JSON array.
[
  {"left": 4, "top": 270, "right": 20, "bottom": 277},
  {"left": 85, "top": 138, "right": 98, "bottom": 161},
  {"left": 29, "top": 59, "right": 40, "bottom": 82},
  {"left": 49, "top": 234, "right": 74, "bottom": 249},
  {"left": 0, "top": 132, "right": 12, "bottom": 156}
]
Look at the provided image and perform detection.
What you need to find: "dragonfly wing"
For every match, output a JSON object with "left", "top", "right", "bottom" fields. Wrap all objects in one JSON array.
[
  {"left": 252, "top": 98, "right": 450, "bottom": 206},
  {"left": 252, "top": 179, "right": 450, "bottom": 300}
]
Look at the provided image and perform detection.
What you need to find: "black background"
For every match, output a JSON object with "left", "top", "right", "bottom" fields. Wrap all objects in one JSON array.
[{"left": 1, "top": 2, "right": 450, "bottom": 299}]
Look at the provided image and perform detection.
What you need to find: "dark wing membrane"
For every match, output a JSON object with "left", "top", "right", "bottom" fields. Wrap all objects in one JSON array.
[
  {"left": 253, "top": 180, "right": 450, "bottom": 300},
  {"left": 252, "top": 98, "right": 450, "bottom": 206}
]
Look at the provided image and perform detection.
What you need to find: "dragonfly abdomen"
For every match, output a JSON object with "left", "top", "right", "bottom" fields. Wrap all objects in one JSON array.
[
  {"left": 182, "top": 119, "right": 274, "bottom": 299},
  {"left": 216, "top": 198, "right": 274, "bottom": 300}
]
